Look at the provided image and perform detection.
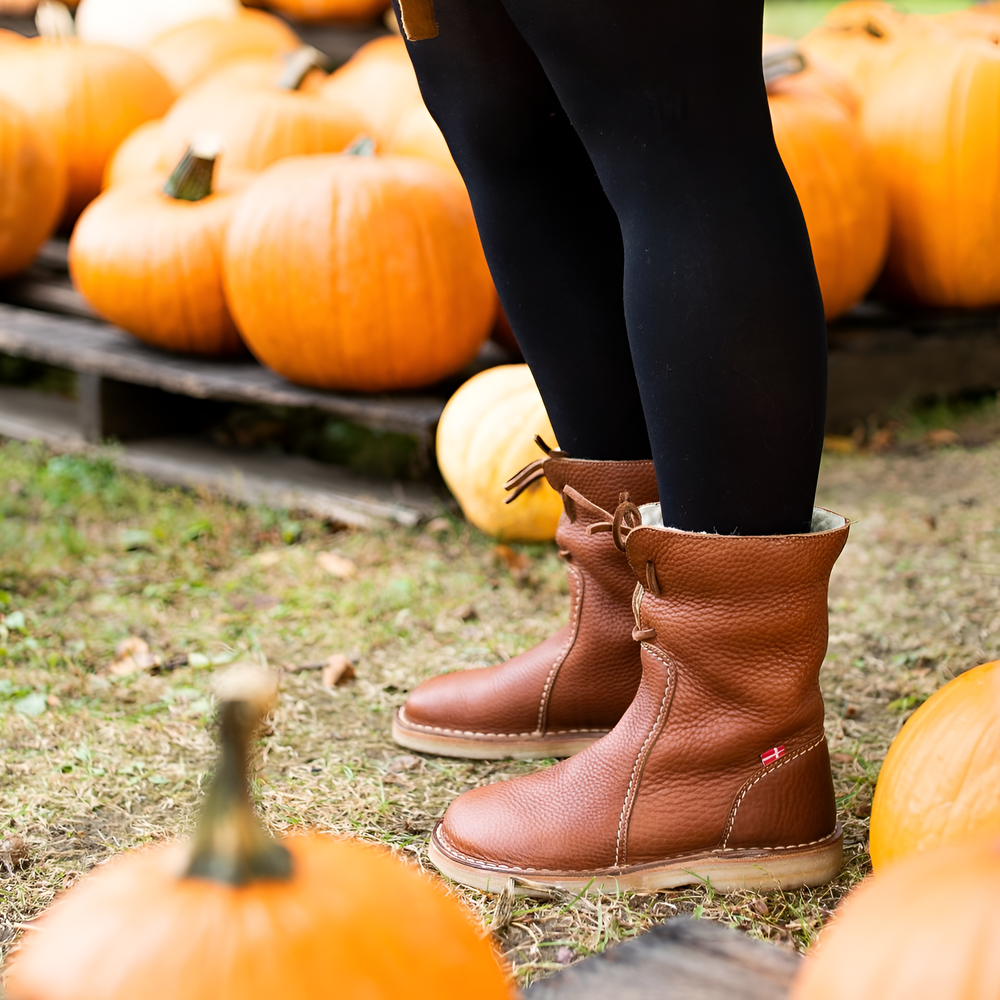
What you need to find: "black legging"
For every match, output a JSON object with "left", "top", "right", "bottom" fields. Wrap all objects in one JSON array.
[{"left": 398, "top": 0, "right": 826, "bottom": 535}]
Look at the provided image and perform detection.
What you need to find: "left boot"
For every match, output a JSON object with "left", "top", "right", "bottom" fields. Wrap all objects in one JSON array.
[{"left": 428, "top": 501, "right": 850, "bottom": 893}]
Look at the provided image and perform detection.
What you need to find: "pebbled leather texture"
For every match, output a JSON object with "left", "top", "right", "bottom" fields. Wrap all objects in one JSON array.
[
  {"left": 395, "top": 456, "right": 658, "bottom": 748},
  {"left": 433, "top": 509, "right": 849, "bottom": 874}
]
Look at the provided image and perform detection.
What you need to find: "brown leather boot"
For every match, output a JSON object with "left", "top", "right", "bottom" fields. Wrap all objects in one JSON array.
[
  {"left": 427, "top": 501, "right": 850, "bottom": 892},
  {"left": 392, "top": 443, "right": 658, "bottom": 759}
]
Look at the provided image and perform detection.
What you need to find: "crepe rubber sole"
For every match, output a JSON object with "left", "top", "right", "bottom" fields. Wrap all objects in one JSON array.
[
  {"left": 392, "top": 709, "right": 606, "bottom": 760},
  {"left": 428, "top": 824, "right": 845, "bottom": 894}
]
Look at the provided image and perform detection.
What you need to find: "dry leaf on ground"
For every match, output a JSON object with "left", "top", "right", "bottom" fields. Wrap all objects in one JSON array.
[
  {"left": 108, "top": 637, "right": 159, "bottom": 677},
  {"left": 316, "top": 552, "right": 357, "bottom": 579},
  {"left": 322, "top": 654, "right": 356, "bottom": 689}
]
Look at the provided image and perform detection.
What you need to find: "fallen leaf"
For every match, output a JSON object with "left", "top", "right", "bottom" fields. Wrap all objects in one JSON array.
[
  {"left": 425, "top": 517, "right": 450, "bottom": 534},
  {"left": 0, "top": 836, "right": 29, "bottom": 875},
  {"left": 752, "top": 897, "right": 770, "bottom": 917},
  {"left": 823, "top": 435, "right": 855, "bottom": 455},
  {"left": 868, "top": 428, "right": 896, "bottom": 453},
  {"left": 830, "top": 752, "right": 854, "bottom": 764},
  {"left": 316, "top": 552, "right": 357, "bottom": 579},
  {"left": 454, "top": 603, "right": 477, "bottom": 621},
  {"left": 322, "top": 654, "right": 356, "bottom": 689},
  {"left": 387, "top": 754, "right": 422, "bottom": 774},
  {"left": 46, "top": 694, "right": 61, "bottom": 708},
  {"left": 924, "top": 428, "right": 961, "bottom": 448},
  {"left": 254, "top": 550, "right": 283, "bottom": 568},
  {"left": 494, "top": 544, "right": 531, "bottom": 579},
  {"left": 109, "top": 636, "right": 160, "bottom": 677}
]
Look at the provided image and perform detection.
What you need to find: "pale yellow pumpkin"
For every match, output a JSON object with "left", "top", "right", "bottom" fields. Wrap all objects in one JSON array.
[{"left": 437, "top": 365, "right": 562, "bottom": 542}]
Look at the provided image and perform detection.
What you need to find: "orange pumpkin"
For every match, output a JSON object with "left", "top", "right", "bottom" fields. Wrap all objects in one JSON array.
[
  {"left": 265, "top": 0, "right": 390, "bottom": 23},
  {"left": 223, "top": 147, "right": 495, "bottom": 392},
  {"left": 5, "top": 665, "right": 511, "bottom": 1000},
  {"left": 0, "top": 96, "right": 65, "bottom": 277},
  {"left": 767, "top": 50, "right": 889, "bottom": 319},
  {"left": 437, "top": 365, "right": 562, "bottom": 541},
  {"left": 862, "top": 32, "right": 1000, "bottom": 308},
  {"left": 0, "top": 38, "right": 173, "bottom": 222},
  {"left": 799, "top": 1, "right": 928, "bottom": 100},
  {"left": 319, "top": 35, "right": 424, "bottom": 145},
  {"left": 868, "top": 659, "right": 1000, "bottom": 872},
  {"left": 102, "top": 119, "right": 164, "bottom": 189},
  {"left": 158, "top": 48, "right": 364, "bottom": 184},
  {"left": 790, "top": 836, "right": 1000, "bottom": 1000},
  {"left": 386, "top": 104, "right": 462, "bottom": 182},
  {"left": 143, "top": 10, "right": 300, "bottom": 92},
  {"left": 71, "top": 144, "right": 246, "bottom": 356}
]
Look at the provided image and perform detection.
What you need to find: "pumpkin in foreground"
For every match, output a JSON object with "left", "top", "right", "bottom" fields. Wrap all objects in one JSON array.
[
  {"left": 868, "top": 658, "right": 1000, "bottom": 871},
  {"left": 437, "top": 364, "right": 563, "bottom": 542},
  {"left": 5, "top": 664, "right": 511, "bottom": 1000},
  {"left": 71, "top": 142, "right": 245, "bottom": 356},
  {"left": 790, "top": 836, "right": 1000, "bottom": 1000},
  {"left": 223, "top": 144, "right": 495, "bottom": 392}
]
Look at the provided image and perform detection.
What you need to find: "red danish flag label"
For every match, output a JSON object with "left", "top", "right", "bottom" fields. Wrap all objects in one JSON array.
[{"left": 760, "top": 746, "right": 786, "bottom": 766}]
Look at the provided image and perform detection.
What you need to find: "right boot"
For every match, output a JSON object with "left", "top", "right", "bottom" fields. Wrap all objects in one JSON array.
[{"left": 392, "top": 441, "right": 658, "bottom": 759}]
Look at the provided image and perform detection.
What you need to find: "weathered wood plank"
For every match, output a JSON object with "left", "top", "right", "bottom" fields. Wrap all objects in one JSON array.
[
  {"left": 523, "top": 917, "right": 801, "bottom": 1000},
  {"left": 0, "top": 386, "right": 442, "bottom": 527},
  {"left": 0, "top": 303, "right": 451, "bottom": 439}
]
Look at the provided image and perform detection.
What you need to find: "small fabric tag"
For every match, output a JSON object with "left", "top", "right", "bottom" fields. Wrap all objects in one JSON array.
[{"left": 760, "top": 746, "right": 786, "bottom": 766}]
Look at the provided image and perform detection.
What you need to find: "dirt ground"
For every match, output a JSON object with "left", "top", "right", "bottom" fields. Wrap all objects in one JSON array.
[{"left": 1, "top": 434, "right": 998, "bottom": 989}]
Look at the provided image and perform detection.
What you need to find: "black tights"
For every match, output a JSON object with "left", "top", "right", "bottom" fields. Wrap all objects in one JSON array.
[{"left": 399, "top": 0, "right": 827, "bottom": 535}]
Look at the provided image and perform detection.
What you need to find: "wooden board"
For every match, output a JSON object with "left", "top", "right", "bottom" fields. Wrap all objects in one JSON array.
[
  {"left": 0, "top": 386, "right": 441, "bottom": 527},
  {"left": 523, "top": 917, "right": 801, "bottom": 1000}
]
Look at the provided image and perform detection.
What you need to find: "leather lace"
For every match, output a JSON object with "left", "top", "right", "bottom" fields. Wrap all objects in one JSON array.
[{"left": 503, "top": 435, "right": 569, "bottom": 504}]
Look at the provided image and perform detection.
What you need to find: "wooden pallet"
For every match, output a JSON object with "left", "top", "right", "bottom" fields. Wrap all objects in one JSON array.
[{"left": 523, "top": 916, "right": 801, "bottom": 1000}]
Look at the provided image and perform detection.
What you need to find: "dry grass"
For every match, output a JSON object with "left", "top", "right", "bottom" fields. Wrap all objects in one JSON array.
[{"left": 2, "top": 434, "right": 999, "bottom": 988}]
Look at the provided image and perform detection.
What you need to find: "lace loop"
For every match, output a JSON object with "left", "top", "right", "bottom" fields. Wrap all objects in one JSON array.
[
  {"left": 611, "top": 493, "right": 641, "bottom": 552},
  {"left": 645, "top": 560, "right": 661, "bottom": 597},
  {"left": 503, "top": 437, "right": 570, "bottom": 504},
  {"left": 632, "top": 626, "right": 657, "bottom": 642}
]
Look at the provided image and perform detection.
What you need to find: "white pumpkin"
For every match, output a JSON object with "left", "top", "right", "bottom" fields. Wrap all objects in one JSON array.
[
  {"left": 437, "top": 364, "right": 563, "bottom": 542},
  {"left": 75, "top": 0, "right": 240, "bottom": 50}
]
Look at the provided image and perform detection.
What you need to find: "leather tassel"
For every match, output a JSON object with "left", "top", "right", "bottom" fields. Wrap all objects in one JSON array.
[{"left": 398, "top": 0, "right": 438, "bottom": 40}]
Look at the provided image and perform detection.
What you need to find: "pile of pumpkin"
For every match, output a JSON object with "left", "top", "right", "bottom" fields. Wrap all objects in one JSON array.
[{"left": 0, "top": 0, "right": 497, "bottom": 393}]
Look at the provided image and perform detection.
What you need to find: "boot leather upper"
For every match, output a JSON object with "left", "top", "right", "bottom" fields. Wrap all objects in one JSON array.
[
  {"left": 435, "top": 509, "right": 849, "bottom": 873},
  {"left": 398, "top": 457, "right": 658, "bottom": 742}
]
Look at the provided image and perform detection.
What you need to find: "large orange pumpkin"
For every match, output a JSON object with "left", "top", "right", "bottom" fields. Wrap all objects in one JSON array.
[
  {"left": 790, "top": 836, "right": 1000, "bottom": 1000},
  {"left": 223, "top": 148, "right": 495, "bottom": 392},
  {"left": 767, "top": 49, "right": 889, "bottom": 319},
  {"left": 868, "top": 659, "right": 1000, "bottom": 872},
  {"left": 386, "top": 104, "right": 462, "bottom": 183},
  {"left": 71, "top": 144, "right": 246, "bottom": 356},
  {"left": 143, "top": 10, "right": 300, "bottom": 92},
  {"left": 158, "top": 48, "right": 364, "bottom": 184},
  {"left": 0, "top": 96, "right": 64, "bottom": 277},
  {"left": 319, "top": 35, "right": 424, "bottom": 145},
  {"left": 5, "top": 665, "right": 511, "bottom": 1000},
  {"left": 0, "top": 38, "right": 174, "bottom": 222},
  {"left": 861, "top": 32, "right": 1000, "bottom": 308},
  {"left": 265, "top": 0, "right": 390, "bottom": 23},
  {"left": 437, "top": 365, "right": 563, "bottom": 542}
]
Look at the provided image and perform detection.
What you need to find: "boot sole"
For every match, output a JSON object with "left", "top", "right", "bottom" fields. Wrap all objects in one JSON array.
[
  {"left": 428, "top": 824, "right": 844, "bottom": 894},
  {"left": 392, "top": 710, "right": 607, "bottom": 760}
]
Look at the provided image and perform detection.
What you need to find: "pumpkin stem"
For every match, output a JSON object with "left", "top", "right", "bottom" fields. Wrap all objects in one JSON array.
[
  {"left": 345, "top": 135, "right": 377, "bottom": 157},
  {"left": 163, "top": 135, "right": 222, "bottom": 203},
  {"left": 762, "top": 45, "right": 807, "bottom": 89},
  {"left": 35, "top": 0, "right": 75, "bottom": 37},
  {"left": 278, "top": 46, "right": 334, "bottom": 91},
  {"left": 184, "top": 664, "right": 292, "bottom": 886}
]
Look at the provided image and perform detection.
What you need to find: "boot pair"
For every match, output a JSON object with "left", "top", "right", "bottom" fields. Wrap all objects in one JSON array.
[{"left": 394, "top": 445, "right": 849, "bottom": 893}]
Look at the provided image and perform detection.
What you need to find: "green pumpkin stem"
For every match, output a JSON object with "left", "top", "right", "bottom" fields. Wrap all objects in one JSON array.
[
  {"left": 278, "top": 46, "right": 334, "bottom": 91},
  {"left": 185, "top": 669, "right": 292, "bottom": 886},
  {"left": 345, "top": 135, "right": 377, "bottom": 157},
  {"left": 762, "top": 45, "right": 807, "bottom": 89},
  {"left": 164, "top": 145, "right": 219, "bottom": 203}
]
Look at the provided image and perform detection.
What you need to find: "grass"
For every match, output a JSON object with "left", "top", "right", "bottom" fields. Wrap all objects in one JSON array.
[
  {"left": 2, "top": 428, "right": 999, "bottom": 988},
  {"left": 762, "top": 0, "right": 971, "bottom": 38}
]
